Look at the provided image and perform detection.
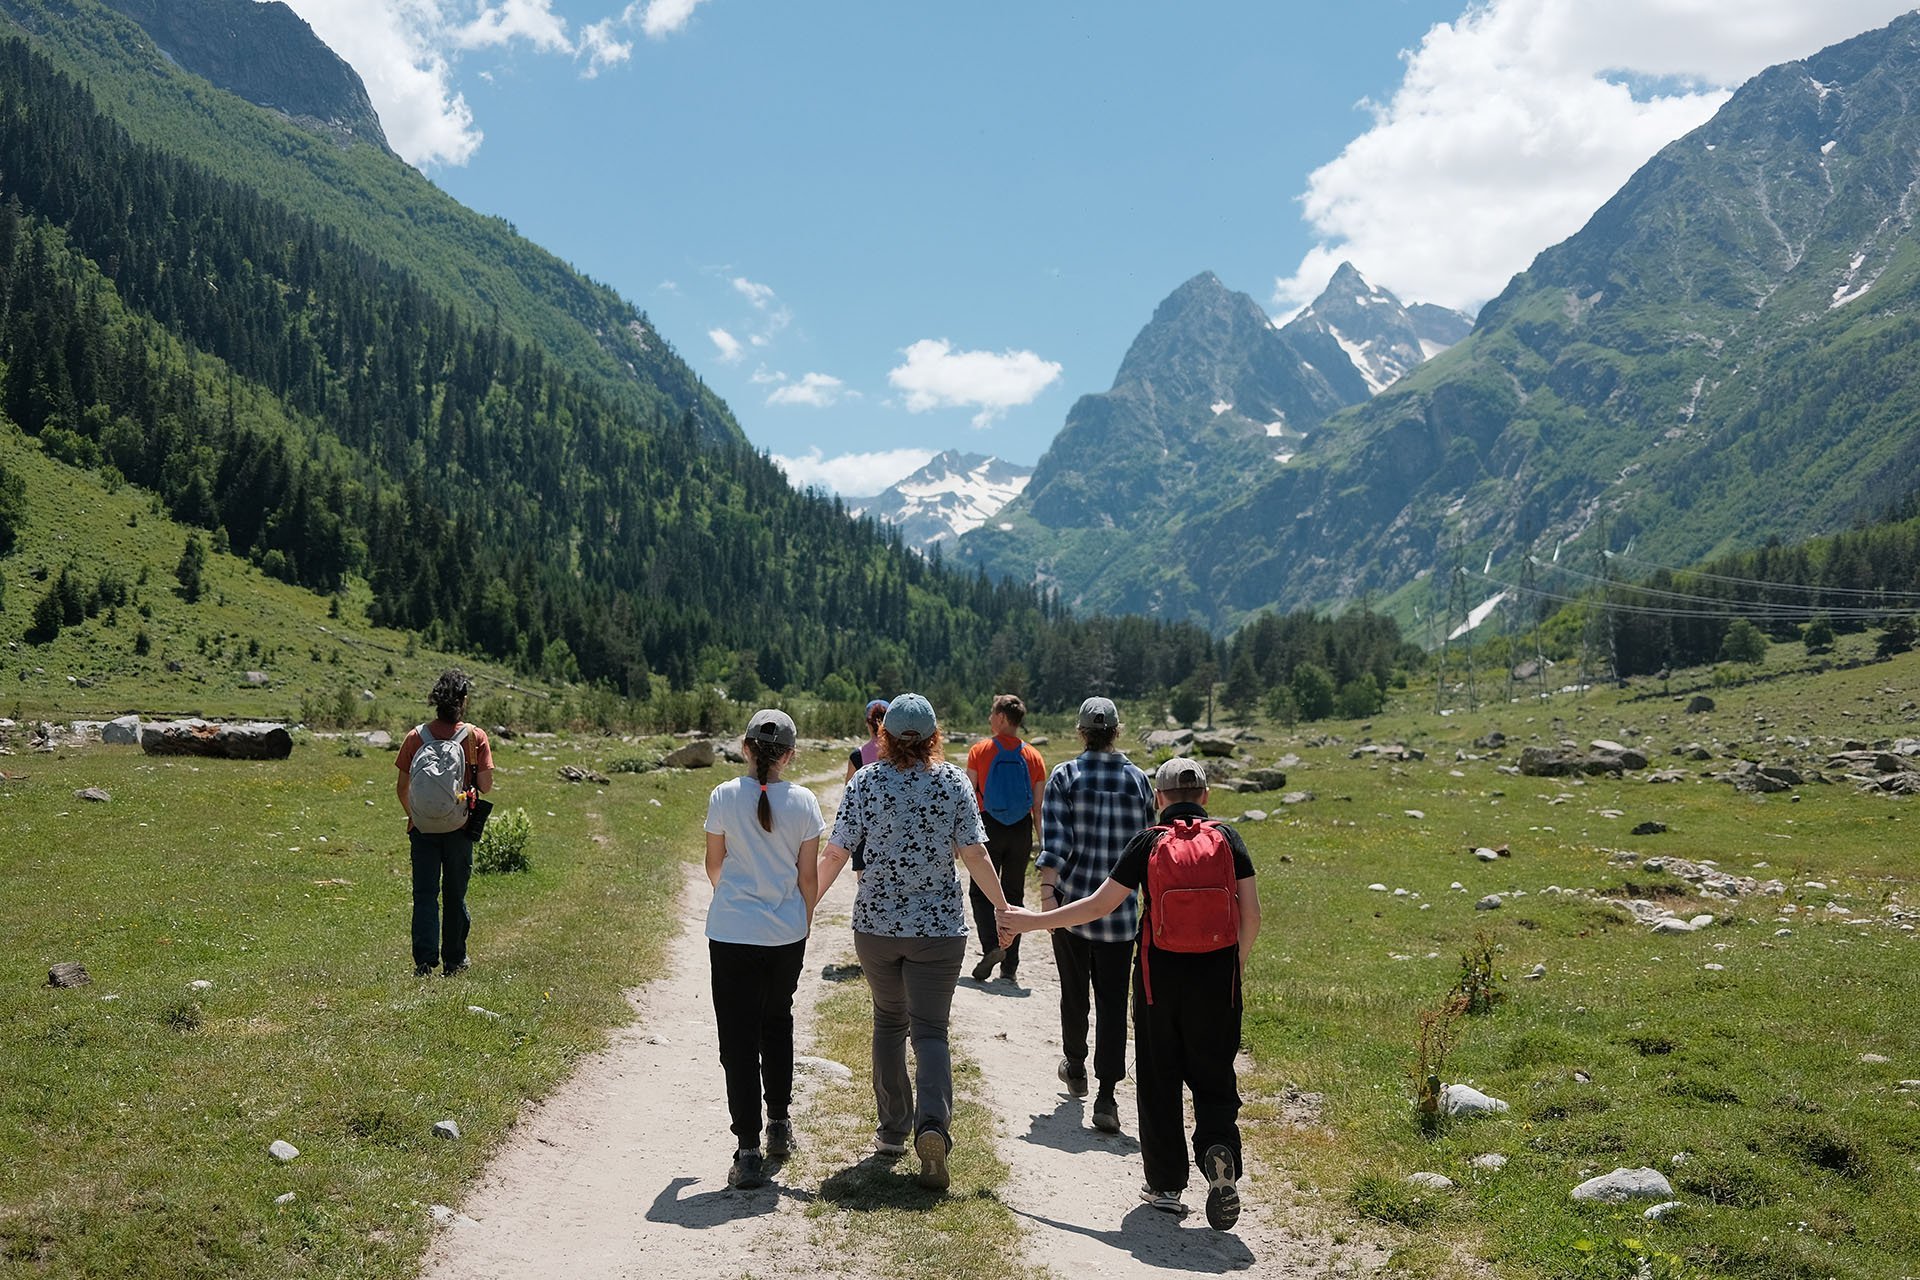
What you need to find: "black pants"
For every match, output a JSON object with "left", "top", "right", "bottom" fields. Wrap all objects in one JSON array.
[
  {"left": 1052, "top": 930, "right": 1135, "bottom": 1086},
  {"left": 1133, "top": 948, "right": 1243, "bottom": 1194},
  {"left": 709, "top": 937, "right": 807, "bottom": 1150},
  {"left": 409, "top": 828, "right": 473, "bottom": 972},
  {"left": 968, "top": 814, "right": 1032, "bottom": 970}
]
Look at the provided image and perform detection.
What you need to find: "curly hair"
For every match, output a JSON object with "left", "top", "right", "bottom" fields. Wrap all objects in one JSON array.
[
  {"left": 878, "top": 725, "right": 943, "bottom": 770},
  {"left": 429, "top": 668, "right": 473, "bottom": 722}
]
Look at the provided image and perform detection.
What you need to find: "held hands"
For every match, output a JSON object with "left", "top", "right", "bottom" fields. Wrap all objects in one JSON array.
[{"left": 996, "top": 904, "right": 1045, "bottom": 938}]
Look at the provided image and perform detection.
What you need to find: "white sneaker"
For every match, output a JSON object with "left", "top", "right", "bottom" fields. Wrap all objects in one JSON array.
[{"left": 1139, "top": 1184, "right": 1188, "bottom": 1215}]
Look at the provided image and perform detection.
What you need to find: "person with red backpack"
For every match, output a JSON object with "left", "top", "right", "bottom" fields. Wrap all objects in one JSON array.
[
  {"left": 998, "top": 756, "right": 1260, "bottom": 1231},
  {"left": 962, "top": 694, "right": 1046, "bottom": 984},
  {"left": 395, "top": 670, "right": 495, "bottom": 977}
]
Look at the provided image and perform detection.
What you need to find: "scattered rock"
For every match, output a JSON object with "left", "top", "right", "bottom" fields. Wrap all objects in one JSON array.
[
  {"left": 1474, "top": 846, "right": 1503, "bottom": 862},
  {"left": 1407, "top": 1172, "right": 1454, "bottom": 1190},
  {"left": 1143, "top": 729, "right": 1194, "bottom": 751},
  {"left": 1685, "top": 695, "right": 1715, "bottom": 714},
  {"left": 269, "top": 1140, "right": 300, "bottom": 1162},
  {"left": 795, "top": 1055, "right": 853, "bottom": 1082},
  {"left": 1524, "top": 964, "right": 1547, "bottom": 981},
  {"left": 48, "top": 962, "right": 91, "bottom": 988},
  {"left": 1404, "top": 809, "right": 1425, "bottom": 819},
  {"left": 275, "top": 1192, "right": 297, "bottom": 1205},
  {"left": 1441, "top": 1084, "right": 1510, "bottom": 1115},
  {"left": 73, "top": 787, "right": 111, "bottom": 803},
  {"left": 359, "top": 730, "right": 393, "bottom": 750},
  {"left": 189, "top": 979, "right": 213, "bottom": 991},
  {"left": 1240, "top": 809, "right": 1268, "bottom": 822},
  {"left": 1241, "top": 768, "right": 1288, "bottom": 790},
  {"left": 1280, "top": 791, "right": 1315, "bottom": 805},
  {"left": 1471, "top": 1153, "right": 1509, "bottom": 1170},
  {"left": 1194, "top": 736, "right": 1238, "bottom": 758},
  {"left": 1368, "top": 883, "right": 1389, "bottom": 892},
  {"left": 1475, "top": 895, "right": 1503, "bottom": 911},
  {"left": 1643, "top": 1200, "right": 1684, "bottom": 1221},
  {"left": 1571, "top": 1167, "right": 1674, "bottom": 1203},
  {"left": 660, "top": 740, "right": 716, "bottom": 769},
  {"left": 244, "top": 671, "right": 271, "bottom": 687},
  {"left": 1861, "top": 1053, "right": 1891, "bottom": 1065},
  {"left": 1630, "top": 821, "right": 1668, "bottom": 835},
  {"left": 102, "top": 716, "right": 141, "bottom": 746},
  {"left": 433, "top": 1119, "right": 461, "bottom": 1141},
  {"left": 466, "top": 1005, "right": 502, "bottom": 1019},
  {"left": 1651, "top": 918, "right": 1698, "bottom": 935},
  {"left": 1350, "top": 743, "right": 1424, "bottom": 762},
  {"left": 820, "top": 962, "right": 862, "bottom": 982},
  {"left": 558, "top": 765, "right": 612, "bottom": 785}
]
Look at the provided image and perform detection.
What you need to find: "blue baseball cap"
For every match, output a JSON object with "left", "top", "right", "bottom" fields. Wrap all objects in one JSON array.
[{"left": 882, "top": 692, "right": 938, "bottom": 741}]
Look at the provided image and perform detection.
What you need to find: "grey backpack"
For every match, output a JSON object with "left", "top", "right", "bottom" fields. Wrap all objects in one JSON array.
[{"left": 409, "top": 723, "right": 473, "bottom": 833}]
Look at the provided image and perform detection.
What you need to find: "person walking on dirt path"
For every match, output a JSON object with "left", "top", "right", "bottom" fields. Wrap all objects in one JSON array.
[
  {"left": 999, "top": 756, "right": 1261, "bottom": 1231},
  {"left": 963, "top": 694, "right": 1045, "bottom": 984},
  {"left": 816, "top": 693, "right": 1017, "bottom": 1191},
  {"left": 1034, "top": 696, "right": 1154, "bottom": 1135},
  {"left": 703, "top": 708, "right": 825, "bottom": 1192},
  {"left": 844, "top": 698, "right": 890, "bottom": 784},
  {"left": 395, "top": 669, "right": 495, "bottom": 977}
]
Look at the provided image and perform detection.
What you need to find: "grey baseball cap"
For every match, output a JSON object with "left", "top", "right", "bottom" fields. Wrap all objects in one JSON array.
[
  {"left": 745, "top": 708, "right": 797, "bottom": 749},
  {"left": 1077, "top": 696, "right": 1119, "bottom": 730},
  {"left": 882, "top": 692, "right": 938, "bottom": 741},
  {"left": 1153, "top": 756, "right": 1208, "bottom": 791}
]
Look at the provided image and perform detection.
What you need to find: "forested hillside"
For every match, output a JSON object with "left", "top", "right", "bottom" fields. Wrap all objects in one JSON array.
[{"left": 0, "top": 37, "right": 1213, "bottom": 709}]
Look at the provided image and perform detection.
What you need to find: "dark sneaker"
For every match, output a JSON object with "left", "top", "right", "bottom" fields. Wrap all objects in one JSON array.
[
  {"left": 995, "top": 968, "right": 1019, "bottom": 987},
  {"left": 1092, "top": 1091, "right": 1121, "bottom": 1133},
  {"left": 1057, "top": 1057, "right": 1089, "bottom": 1096},
  {"left": 971, "top": 947, "right": 1005, "bottom": 981},
  {"left": 1202, "top": 1144, "right": 1241, "bottom": 1230},
  {"left": 873, "top": 1136, "right": 908, "bottom": 1159},
  {"left": 765, "top": 1120, "right": 793, "bottom": 1160},
  {"left": 414, "top": 964, "right": 434, "bottom": 977},
  {"left": 914, "top": 1129, "right": 950, "bottom": 1190},
  {"left": 727, "top": 1148, "right": 766, "bottom": 1190},
  {"left": 1140, "top": 1184, "right": 1188, "bottom": 1214},
  {"left": 445, "top": 960, "right": 470, "bottom": 976}
]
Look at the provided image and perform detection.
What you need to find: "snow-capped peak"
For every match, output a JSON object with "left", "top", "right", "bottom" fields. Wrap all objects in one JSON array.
[{"left": 845, "top": 450, "right": 1033, "bottom": 552}]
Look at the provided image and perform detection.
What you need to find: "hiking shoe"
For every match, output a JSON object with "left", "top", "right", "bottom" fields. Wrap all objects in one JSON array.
[
  {"left": 1202, "top": 1145, "right": 1241, "bottom": 1231},
  {"left": 727, "top": 1148, "right": 766, "bottom": 1190},
  {"left": 413, "top": 964, "right": 434, "bottom": 977},
  {"left": 873, "top": 1137, "right": 908, "bottom": 1159},
  {"left": 1140, "top": 1185, "right": 1188, "bottom": 1215},
  {"left": 1092, "top": 1092, "right": 1121, "bottom": 1134},
  {"left": 765, "top": 1120, "right": 793, "bottom": 1160},
  {"left": 1057, "top": 1057, "right": 1089, "bottom": 1096},
  {"left": 445, "top": 960, "right": 470, "bottom": 976},
  {"left": 971, "top": 947, "right": 1005, "bottom": 982},
  {"left": 914, "top": 1129, "right": 951, "bottom": 1190},
  {"left": 995, "top": 968, "right": 1019, "bottom": 987}
]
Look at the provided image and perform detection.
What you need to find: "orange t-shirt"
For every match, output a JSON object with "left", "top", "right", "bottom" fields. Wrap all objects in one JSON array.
[
  {"left": 965, "top": 733, "right": 1046, "bottom": 817},
  {"left": 396, "top": 720, "right": 494, "bottom": 784}
]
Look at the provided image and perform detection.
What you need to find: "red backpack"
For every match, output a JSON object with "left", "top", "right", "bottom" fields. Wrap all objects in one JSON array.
[{"left": 1141, "top": 818, "right": 1240, "bottom": 1004}]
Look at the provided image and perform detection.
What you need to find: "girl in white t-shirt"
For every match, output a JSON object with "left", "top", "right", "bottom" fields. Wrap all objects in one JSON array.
[{"left": 704, "top": 708, "right": 823, "bottom": 1192}]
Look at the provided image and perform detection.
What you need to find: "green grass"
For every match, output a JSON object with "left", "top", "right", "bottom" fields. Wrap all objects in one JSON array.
[
  {"left": 1227, "top": 647, "right": 1920, "bottom": 1279},
  {"left": 0, "top": 733, "right": 705, "bottom": 1277}
]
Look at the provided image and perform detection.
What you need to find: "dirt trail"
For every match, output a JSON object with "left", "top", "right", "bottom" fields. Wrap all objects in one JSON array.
[{"left": 421, "top": 767, "right": 1384, "bottom": 1278}]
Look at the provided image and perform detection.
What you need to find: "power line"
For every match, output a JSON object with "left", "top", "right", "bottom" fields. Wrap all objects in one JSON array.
[{"left": 1603, "top": 549, "right": 1920, "bottom": 600}]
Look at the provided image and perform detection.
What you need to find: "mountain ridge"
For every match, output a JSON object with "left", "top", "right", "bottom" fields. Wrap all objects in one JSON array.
[{"left": 844, "top": 450, "right": 1032, "bottom": 552}]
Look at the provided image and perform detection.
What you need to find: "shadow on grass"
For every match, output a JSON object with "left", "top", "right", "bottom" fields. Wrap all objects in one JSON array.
[
  {"left": 818, "top": 1154, "right": 968, "bottom": 1211},
  {"left": 1019, "top": 1097, "right": 1142, "bottom": 1156},
  {"left": 645, "top": 1171, "right": 816, "bottom": 1227},
  {"left": 1010, "top": 1203, "right": 1256, "bottom": 1273}
]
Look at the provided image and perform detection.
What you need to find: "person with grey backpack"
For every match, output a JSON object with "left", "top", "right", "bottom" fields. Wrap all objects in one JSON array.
[{"left": 395, "top": 670, "right": 495, "bottom": 976}]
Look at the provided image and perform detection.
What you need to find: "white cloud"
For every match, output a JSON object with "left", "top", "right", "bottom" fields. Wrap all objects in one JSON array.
[
  {"left": 1275, "top": 0, "right": 1919, "bottom": 314},
  {"left": 708, "top": 327, "right": 744, "bottom": 363},
  {"left": 577, "top": 15, "right": 635, "bottom": 76},
  {"left": 732, "top": 277, "right": 778, "bottom": 309},
  {"left": 640, "top": 0, "right": 714, "bottom": 39},
  {"left": 455, "top": 0, "right": 570, "bottom": 51},
  {"left": 282, "top": 1, "right": 483, "bottom": 167},
  {"left": 767, "top": 373, "right": 848, "bottom": 408},
  {"left": 750, "top": 366, "right": 786, "bottom": 384},
  {"left": 771, "top": 447, "right": 935, "bottom": 496},
  {"left": 887, "top": 339, "right": 1063, "bottom": 429}
]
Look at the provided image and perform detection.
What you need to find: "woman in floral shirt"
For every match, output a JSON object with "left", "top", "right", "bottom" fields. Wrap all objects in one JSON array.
[{"left": 818, "top": 693, "right": 1012, "bottom": 1191}]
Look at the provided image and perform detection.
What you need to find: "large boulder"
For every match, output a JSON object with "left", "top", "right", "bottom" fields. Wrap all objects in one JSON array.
[
  {"left": 1194, "top": 736, "right": 1238, "bottom": 758},
  {"left": 661, "top": 740, "right": 716, "bottom": 769},
  {"left": 139, "top": 719, "right": 294, "bottom": 760},
  {"left": 1143, "top": 729, "right": 1193, "bottom": 751},
  {"left": 102, "top": 715, "right": 141, "bottom": 746}
]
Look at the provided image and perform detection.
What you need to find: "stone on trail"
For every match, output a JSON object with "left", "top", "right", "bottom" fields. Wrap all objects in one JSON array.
[
  {"left": 1571, "top": 1167, "right": 1674, "bottom": 1203},
  {"left": 433, "top": 1120, "right": 461, "bottom": 1141},
  {"left": 1407, "top": 1172, "right": 1454, "bottom": 1190},
  {"left": 269, "top": 1140, "right": 300, "bottom": 1162},
  {"left": 74, "top": 787, "right": 110, "bottom": 803},
  {"left": 48, "top": 962, "right": 91, "bottom": 988},
  {"left": 1440, "top": 1083, "right": 1509, "bottom": 1116},
  {"left": 795, "top": 1055, "right": 854, "bottom": 1082}
]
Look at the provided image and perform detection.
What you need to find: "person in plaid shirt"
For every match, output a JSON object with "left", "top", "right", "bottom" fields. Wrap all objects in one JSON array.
[{"left": 1034, "top": 696, "right": 1155, "bottom": 1134}]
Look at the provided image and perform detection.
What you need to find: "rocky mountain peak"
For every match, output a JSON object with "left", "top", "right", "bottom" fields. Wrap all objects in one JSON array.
[{"left": 1279, "top": 264, "right": 1472, "bottom": 395}]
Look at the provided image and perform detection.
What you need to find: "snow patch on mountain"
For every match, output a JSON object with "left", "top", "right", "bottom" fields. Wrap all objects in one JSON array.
[
  {"left": 1278, "top": 262, "right": 1473, "bottom": 398},
  {"left": 847, "top": 450, "right": 1032, "bottom": 552}
]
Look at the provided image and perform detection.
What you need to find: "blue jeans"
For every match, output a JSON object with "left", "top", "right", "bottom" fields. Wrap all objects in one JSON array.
[{"left": 410, "top": 828, "right": 473, "bottom": 972}]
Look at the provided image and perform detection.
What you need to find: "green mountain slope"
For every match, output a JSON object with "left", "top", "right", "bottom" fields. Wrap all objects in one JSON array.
[{"left": 0, "top": 0, "right": 740, "bottom": 446}]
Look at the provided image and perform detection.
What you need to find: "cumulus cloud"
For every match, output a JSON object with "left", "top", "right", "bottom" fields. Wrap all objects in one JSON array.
[
  {"left": 708, "top": 328, "right": 744, "bottom": 363},
  {"left": 888, "top": 339, "right": 1063, "bottom": 429},
  {"left": 767, "top": 373, "right": 848, "bottom": 408},
  {"left": 577, "top": 15, "right": 636, "bottom": 76},
  {"left": 454, "top": 0, "right": 570, "bottom": 51},
  {"left": 1275, "top": 0, "right": 1919, "bottom": 314},
  {"left": 640, "top": 0, "right": 715, "bottom": 39},
  {"left": 771, "top": 447, "right": 935, "bottom": 497},
  {"left": 732, "top": 277, "right": 778, "bottom": 310}
]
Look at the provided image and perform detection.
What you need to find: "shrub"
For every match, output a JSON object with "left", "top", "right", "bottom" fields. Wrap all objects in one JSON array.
[
  {"left": 1349, "top": 1173, "right": 1442, "bottom": 1227},
  {"left": 475, "top": 806, "right": 533, "bottom": 874}
]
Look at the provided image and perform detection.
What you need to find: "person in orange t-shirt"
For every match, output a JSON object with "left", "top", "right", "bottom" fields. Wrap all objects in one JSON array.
[
  {"left": 962, "top": 694, "right": 1045, "bottom": 984},
  {"left": 395, "top": 669, "right": 495, "bottom": 976}
]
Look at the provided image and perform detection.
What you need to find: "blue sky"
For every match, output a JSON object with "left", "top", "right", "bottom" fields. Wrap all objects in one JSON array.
[{"left": 282, "top": 0, "right": 1917, "bottom": 493}]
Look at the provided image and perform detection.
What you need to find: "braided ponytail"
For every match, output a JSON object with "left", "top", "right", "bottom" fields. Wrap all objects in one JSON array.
[{"left": 745, "top": 735, "right": 782, "bottom": 832}]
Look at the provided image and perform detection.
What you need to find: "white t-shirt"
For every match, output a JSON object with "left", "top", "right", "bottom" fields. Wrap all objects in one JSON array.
[{"left": 704, "top": 777, "right": 827, "bottom": 946}]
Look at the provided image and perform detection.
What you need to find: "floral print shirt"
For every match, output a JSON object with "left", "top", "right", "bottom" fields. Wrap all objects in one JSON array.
[{"left": 832, "top": 760, "right": 987, "bottom": 938}]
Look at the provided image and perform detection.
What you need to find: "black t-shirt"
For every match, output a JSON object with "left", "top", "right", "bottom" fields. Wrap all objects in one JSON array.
[{"left": 1111, "top": 802, "right": 1256, "bottom": 960}]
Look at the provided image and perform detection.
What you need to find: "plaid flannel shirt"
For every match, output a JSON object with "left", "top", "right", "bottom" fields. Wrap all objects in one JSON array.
[{"left": 1035, "top": 751, "right": 1155, "bottom": 942}]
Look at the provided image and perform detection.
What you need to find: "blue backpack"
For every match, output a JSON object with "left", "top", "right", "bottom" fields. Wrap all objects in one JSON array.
[{"left": 982, "top": 740, "right": 1035, "bottom": 824}]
